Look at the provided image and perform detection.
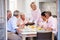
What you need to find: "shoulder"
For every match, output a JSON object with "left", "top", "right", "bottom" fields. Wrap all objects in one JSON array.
[
  {"left": 10, "top": 16, "right": 18, "bottom": 22},
  {"left": 48, "top": 16, "right": 56, "bottom": 22}
]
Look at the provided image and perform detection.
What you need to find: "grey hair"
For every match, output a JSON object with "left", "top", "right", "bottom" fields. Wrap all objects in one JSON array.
[
  {"left": 7, "top": 10, "right": 11, "bottom": 13},
  {"left": 13, "top": 10, "right": 20, "bottom": 16}
]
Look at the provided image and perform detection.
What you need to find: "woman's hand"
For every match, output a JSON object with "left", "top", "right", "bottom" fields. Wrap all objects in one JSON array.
[{"left": 20, "top": 24, "right": 25, "bottom": 29}]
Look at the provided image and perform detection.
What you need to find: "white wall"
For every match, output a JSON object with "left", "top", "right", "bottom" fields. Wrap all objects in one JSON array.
[
  {"left": 9, "top": 0, "right": 57, "bottom": 17},
  {"left": 17, "top": 0, "right": 25, "bottom": 12},
  {"left": 39, "top": 2, "right": 57, "bottom": 15},
  {"left": 39, "top": 0, "right": 56, "bottom": 2},
  {"left": 17, "top": 0, "right": 40, "bottom": 18},
  {"left": 9, "top": 0, "right": 17, "bottom": 13}
]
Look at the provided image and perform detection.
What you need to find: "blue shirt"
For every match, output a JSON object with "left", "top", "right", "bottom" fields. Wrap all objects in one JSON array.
[{"left": 7, "top": 16, "right": 18, "bottom": 33}]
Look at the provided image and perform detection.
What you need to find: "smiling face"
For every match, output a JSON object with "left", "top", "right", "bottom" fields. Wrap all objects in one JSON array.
[
  {"left": 45, "top": 11, "right": 52, "bottom": 19},
  {"left": 7, "top": 11, "right": 12, "bottom": 20},
  {"left": 20, "top": 14, "right": 25, "bottom": 21},
  {"left": 30, "top": 2, "right": 37, "bottom": 10},
  {"left": 41, "top": 16, "right": 46, "bottom": 21},
  {"left": 41, "top": 11, "right": 47, "bottom": 21},
  {"left": 45, "top": 13, "right": 50, "bottom": 19}
]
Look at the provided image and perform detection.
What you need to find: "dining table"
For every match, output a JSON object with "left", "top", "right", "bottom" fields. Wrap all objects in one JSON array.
[{"left": 20, "top": 25, "right": 54, "bottom": 40}]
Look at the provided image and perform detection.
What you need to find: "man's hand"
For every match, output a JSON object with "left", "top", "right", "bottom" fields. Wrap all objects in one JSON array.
[
  {"left": 16, "top": 28, "right": 22, "bottom": 34},
  {"left": 45, "top": 27, "right": 53, "bottom": 31}
]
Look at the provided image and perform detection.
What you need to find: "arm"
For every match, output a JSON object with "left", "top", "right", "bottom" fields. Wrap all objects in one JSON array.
[
  {"left": 11, "top": 18, "right": 21, "bottom": 33},
  {"left": 46, "top": 18, "right": 57, "bottom": 31}
]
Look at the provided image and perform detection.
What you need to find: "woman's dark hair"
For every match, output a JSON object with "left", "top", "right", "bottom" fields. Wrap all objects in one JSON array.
[{"left": 41, "top": 11, "right": 46, "bottom": 17}]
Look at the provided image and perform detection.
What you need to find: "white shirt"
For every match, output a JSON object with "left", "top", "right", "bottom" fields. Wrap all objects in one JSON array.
[
  {"left": 7, "top": 16, "right": 18, "bottom": 33},
  {"left": 47, "top": 16, "right": 57, "bottom": 34},
  {"left": 30, "top": 8, "right": 41, "bottom": 25},
  {"left": 37, "top": 19, "right": 47, "bottom": 28},
  {"left": 18, "top": 18, "right": 28, "bottom": 25},
  {"left": 38, "top": 16, "right": 57, "bottom": 34}
]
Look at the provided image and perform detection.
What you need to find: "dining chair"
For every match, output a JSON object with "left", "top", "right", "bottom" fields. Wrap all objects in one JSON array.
[{"left": 37, "top": 32, "right": 52, "bottom": 40}]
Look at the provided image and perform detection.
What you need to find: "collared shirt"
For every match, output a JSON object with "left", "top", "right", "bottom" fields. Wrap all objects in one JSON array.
[
  {"left": 7, "top": 16, "right": 18, "bottom": 33},
  {"left": 30, "top": 8, "right": 41, "bottom": 25},
  {"left": 47, "top": 16, "right": 57, "bottom": 34}
]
